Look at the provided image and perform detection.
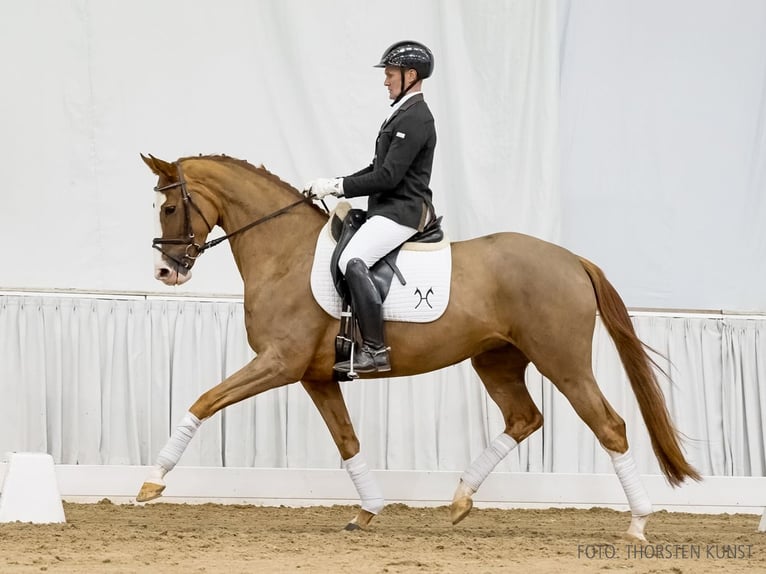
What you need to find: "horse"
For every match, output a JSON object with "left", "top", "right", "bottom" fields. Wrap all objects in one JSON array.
[{"left": 138, "top": 153, "right": 700, "bottom": 540}]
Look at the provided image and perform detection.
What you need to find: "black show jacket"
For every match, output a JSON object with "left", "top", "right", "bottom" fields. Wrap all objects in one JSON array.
[{"left": 342, "top": 93, "right": 436, "bottom": 231}]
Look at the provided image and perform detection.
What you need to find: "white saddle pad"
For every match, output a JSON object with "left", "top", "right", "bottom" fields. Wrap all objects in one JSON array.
[{"left": 310, "top": 218, "right": 451, "bottom": 323}]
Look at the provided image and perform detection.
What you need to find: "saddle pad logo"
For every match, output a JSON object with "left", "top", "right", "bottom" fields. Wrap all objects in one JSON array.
[
  {"left": 414, "top": 287, "right": 434, "bottom": 309},
  {"left": 309, "top": 222, "right": 451, "bottom": 323}
]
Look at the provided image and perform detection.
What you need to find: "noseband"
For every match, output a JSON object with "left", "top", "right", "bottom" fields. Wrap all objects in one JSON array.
[{"left": 152, "top": 162, "right": 310, "bottom": 272}]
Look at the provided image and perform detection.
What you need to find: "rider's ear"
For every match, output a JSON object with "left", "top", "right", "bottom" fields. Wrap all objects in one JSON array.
[{"left": 141, "top": 153, "right": 176, "bottom": 179}]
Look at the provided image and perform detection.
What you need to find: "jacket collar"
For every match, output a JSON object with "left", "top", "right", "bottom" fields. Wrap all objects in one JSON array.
[{"left": 382, "top": 93, "right": 424, "bottom": 128}]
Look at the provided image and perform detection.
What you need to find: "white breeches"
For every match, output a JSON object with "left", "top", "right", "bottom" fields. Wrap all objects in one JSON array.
[{"left": 338, "top": 215, "right": 418, "bottom": 274}]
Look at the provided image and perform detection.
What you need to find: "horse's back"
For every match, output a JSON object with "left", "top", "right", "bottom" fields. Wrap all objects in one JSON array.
[
  {"left": 449, "top": 231, "right": 598, "bottom": 330},
  {"left": 452, "top": 231, "right": 592, "bottom": 287}
]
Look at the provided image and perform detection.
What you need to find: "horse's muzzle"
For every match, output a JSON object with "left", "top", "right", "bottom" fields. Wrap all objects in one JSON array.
[
  {"left": 155, "top": 264, "right": 192, "bottom": 286},
  {"left": 154, "top": 255, "right": 192, "bottom": 286}
]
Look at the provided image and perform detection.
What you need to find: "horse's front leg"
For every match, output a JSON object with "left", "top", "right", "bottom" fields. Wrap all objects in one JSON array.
[
  {"left": 136, "top": 351, "right": 295, "bottom": 502},
  {"left": 301, "top": 379, "right": 384, "bottom": 530}
]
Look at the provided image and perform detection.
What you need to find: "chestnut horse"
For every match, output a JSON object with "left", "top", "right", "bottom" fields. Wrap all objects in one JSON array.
[{"left": 138, "top": 154, "right": 699, "bottom": 540}]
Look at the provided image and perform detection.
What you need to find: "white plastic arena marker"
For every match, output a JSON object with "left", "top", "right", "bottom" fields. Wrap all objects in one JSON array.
[{"left": 0, "top": 452, "right": 66, "bottom": 524}]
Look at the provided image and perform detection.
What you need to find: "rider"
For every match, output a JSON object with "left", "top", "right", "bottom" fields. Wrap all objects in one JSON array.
[{"left": 305, "top": 40, "right": 437, "bottom": 374}]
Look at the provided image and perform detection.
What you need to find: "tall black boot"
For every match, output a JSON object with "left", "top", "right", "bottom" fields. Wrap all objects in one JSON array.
[{"left": 334, "top": 258, "right": 391, "bottom": 374}]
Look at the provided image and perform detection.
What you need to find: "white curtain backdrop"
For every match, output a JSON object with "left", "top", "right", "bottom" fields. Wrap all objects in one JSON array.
[
  {"left": 1, "top": 1, "right": 765, "bottom": 483},
  {"left": 0, "top": 0, "right": 558, "bottom": 295},
  {"left": 1, "top": 294, "right": 764, "bottom": 477}
]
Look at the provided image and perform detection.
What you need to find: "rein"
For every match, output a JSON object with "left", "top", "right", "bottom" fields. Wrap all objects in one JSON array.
[{"left": 152, "top": 163, "right": 312, "bottom": 271}]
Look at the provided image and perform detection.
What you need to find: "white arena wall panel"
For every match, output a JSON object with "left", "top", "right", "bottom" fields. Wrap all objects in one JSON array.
[{"left": 1, "top": 465, "right": 764, "bottom": 515}]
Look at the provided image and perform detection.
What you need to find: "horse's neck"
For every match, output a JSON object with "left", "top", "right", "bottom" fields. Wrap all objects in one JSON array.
[{"left": 211, "top": 171, "right": 326, "bottom": 287}]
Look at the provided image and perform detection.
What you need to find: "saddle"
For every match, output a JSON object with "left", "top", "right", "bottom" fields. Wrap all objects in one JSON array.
[
  {"left": 329, "top": 204, "right": 444, "bottom": 303},
  {"left": 329, "top": 203, "right": 444, "bottom": 379}
]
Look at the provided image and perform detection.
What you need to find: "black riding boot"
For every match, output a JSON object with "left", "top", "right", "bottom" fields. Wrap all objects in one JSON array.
[{"left": 334, "top": 258, "right": 391, "bottom": 374}]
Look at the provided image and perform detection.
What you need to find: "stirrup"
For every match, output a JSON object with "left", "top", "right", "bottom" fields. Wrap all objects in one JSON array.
[{"left": 334, "top": 344, "right": 391, "bottom": 375}]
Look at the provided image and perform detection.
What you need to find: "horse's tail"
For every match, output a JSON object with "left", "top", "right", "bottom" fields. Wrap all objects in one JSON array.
[{"left": 578, "top": 257, "right": 701, "bottom": 486}]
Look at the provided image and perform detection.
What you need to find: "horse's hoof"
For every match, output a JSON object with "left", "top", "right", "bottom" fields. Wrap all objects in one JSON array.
[
  {"left": 623, "top": 514, "right": 650, "bottom": 542},
  {"left": 620, "top": 530, "right": 648, "bottom": 543},
  {"left": 136, "top": 481, "right": 166, "bottom": 502},
  {"left": 343, "top": 509, "right": 376, "bottom": 531},
  {"left": 450, "top": 496, "right": 473, "bottom": 525}
]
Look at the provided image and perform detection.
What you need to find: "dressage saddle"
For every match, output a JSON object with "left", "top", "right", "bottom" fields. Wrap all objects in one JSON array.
[
  {"left": 329, "top": 207, "right": 444, "bottom": 303},
  {"left": 329, "top": 205, "right": 443, "bottom": 379}
]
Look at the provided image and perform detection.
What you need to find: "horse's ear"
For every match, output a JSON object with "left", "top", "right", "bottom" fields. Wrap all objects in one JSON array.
[{"left": 141, "top": 153, "right": 175, "bottom": 179}]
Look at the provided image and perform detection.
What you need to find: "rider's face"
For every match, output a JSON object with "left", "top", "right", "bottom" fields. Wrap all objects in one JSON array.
[
  {"left": 383, "top": 66, "right": 402, "bottom": 101},
  {"left": 384, "top": 67, "right": 417, "bottom": 101}
]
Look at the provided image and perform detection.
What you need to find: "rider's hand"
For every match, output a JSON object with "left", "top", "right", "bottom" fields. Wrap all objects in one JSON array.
[{"left": 304, "top": 178, "right": 344, "bottom": 199}]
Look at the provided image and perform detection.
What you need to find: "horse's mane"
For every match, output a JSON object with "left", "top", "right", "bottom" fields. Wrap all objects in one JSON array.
[{"left": 179, "top": 154, "right": 327, "bottom": 216}]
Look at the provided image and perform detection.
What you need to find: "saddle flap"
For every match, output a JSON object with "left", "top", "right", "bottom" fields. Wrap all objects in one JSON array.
[{"left": 329, "top": 206, "right": 368, "bottom": 300}]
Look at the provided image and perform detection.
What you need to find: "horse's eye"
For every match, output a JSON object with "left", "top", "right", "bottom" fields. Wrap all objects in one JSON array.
[{"left": 164, "top": 205, "right": 177, "bottom": 216}]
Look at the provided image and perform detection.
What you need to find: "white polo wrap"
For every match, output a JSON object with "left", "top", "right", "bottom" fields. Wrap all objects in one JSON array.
[
  {"left": 608, "top": 447, "right": 652, "bottom": 517},
  {"left": 343, "top": 453, "right": 385, "bottom": 515},
  {"left": 460, "top": 433, "right": 518, "bottom": 492},
  {"left": 156, "top": 412, "right": 202, "bottom": 472}
]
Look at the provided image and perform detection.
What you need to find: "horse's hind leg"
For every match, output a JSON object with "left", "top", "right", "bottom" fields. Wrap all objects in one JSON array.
[
  {"left": 451, "top": 344, "right": 542, "bottom": 525},
  {"left": 301, "top": 378, "right": 383, "bottom": 531},
  {"left": 548, "top": 367, "right": 652, "bottom": 541}
]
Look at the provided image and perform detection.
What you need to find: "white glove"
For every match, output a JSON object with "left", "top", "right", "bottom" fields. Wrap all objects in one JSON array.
[{"left": 304, "top": 177, "right": 344, "bottom": 199}]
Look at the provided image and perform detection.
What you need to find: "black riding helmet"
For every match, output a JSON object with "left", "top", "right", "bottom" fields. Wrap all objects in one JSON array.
[
  {"left": 375, "top": 41, "right": 434, "bottom": 106},
  {"left": 375, "top": 41, "right": 434, "bottom": 79}
]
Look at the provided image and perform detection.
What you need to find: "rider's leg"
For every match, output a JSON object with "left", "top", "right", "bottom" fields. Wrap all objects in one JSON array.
[
  {"left": 335, "top": 216, "right": 417, "bottom": 374},
  {"left": 335, "top": 257, "right": 390, "bottom": 373}
]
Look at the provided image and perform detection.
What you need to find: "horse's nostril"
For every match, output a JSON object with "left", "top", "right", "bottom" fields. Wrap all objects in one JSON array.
[{"left": 158, "top": 268, "right": 170, "bottom": 278}]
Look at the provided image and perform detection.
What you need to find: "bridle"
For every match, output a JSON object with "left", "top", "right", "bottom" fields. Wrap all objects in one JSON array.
[{"left": 152, "top": 162, "right": 311, "bottom": 272}]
